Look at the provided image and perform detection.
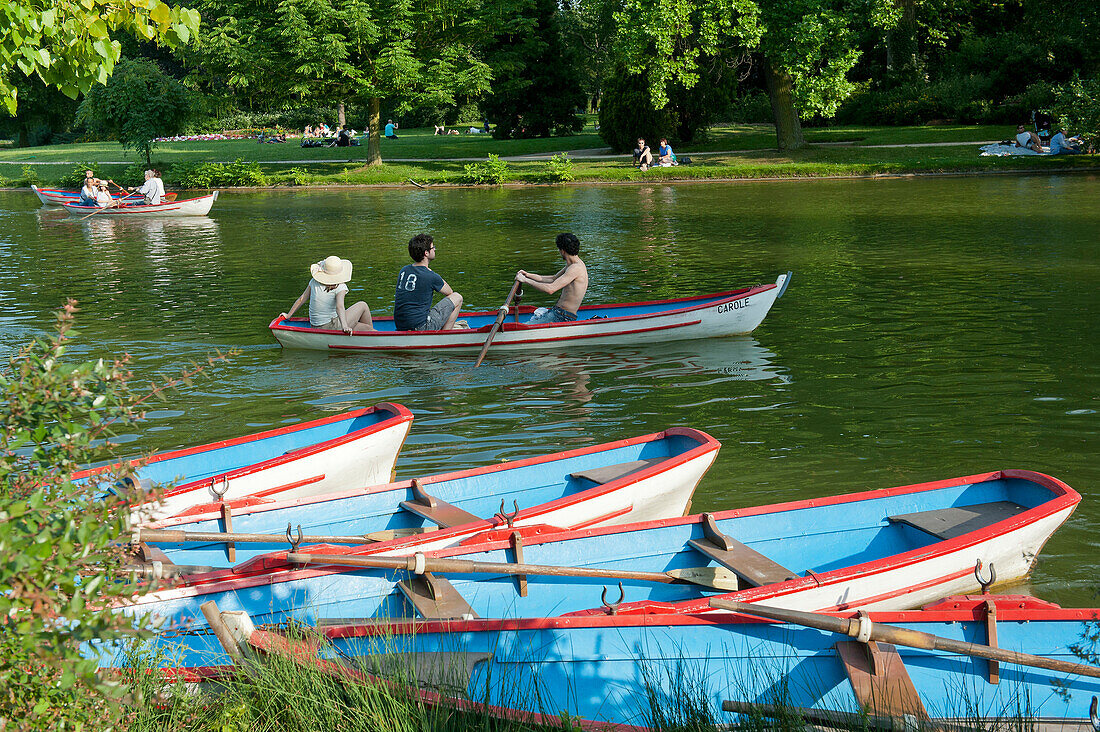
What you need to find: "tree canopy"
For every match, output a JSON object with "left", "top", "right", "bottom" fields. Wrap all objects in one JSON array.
[{"left": 0, "top": 0, "right": 199, "bottom": 115}]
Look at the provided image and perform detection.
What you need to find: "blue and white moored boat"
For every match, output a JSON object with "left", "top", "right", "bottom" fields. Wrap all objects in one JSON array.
[{"left": 79, "top": 403, "right": 414, "bottom": 523}]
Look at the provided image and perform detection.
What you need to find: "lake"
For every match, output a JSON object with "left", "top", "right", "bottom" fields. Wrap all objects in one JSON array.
[{"left": 1, "top": 174, "right": 1096, "bottom": 604}]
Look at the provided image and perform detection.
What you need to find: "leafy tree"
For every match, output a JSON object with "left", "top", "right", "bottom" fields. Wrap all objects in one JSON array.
[
  {"left": 561, "top": 0, "right": 617, "bottom": 112},
  {"left": 609, "top": 0, "right": 897, "bottom": 149},
  {"left": 0, "top": 0, "right": 199, "bottom": 115},
  {"left": 482, "top": 0, "right": 586, "bottom": 138},
  {"left": 0, "top": 73, "right": 80, "bottom": 147},
  {"left": 181, "top": 0, "right": 493, "bottom": 165},
  {"left": 77, "top": 58, "right": 195, "bottom": 165},
  {"left": 1050, "top": 74, "right": 1100, "bottom": 145}
]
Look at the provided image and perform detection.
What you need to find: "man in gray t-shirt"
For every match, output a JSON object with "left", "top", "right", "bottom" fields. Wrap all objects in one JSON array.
[{"left": 394, "top": 234, "right": 465, "bottom": 331}]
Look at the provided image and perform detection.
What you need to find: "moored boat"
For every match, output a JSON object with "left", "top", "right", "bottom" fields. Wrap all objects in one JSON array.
[
  {"left": 133, "top": 427, "right": 721, "bottom": 568},
  {"left": 31, "top": 185, "right": 177, "bottom": 206},
  {"left": 80, "top": 403, "right": 413, "bottom": 523},
  {"left": 90, "top": 469, "right": 1078, "bottom": 668},
  {"left": 60, "top": 191, "right": 217, "bottom": 217},
  {"left": 268, "top": 273, "right": 792, "bottom": 353}
]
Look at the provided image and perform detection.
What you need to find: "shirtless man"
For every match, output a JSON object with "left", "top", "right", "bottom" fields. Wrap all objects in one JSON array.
[{"left": 516, "top": 233, "right": 588, "bottom": 325}]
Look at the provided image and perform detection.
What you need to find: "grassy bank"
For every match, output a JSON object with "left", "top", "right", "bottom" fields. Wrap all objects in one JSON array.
[{"left": 2, "top": 123, "right": 1097, "bottom": 188}]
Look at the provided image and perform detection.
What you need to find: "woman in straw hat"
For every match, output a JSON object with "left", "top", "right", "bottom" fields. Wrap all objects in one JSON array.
[{"left": 281, "top": 255, "right": 373, "bottom": 333}]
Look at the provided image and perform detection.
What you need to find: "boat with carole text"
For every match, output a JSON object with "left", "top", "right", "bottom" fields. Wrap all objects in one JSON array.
[
  {"left": 129, "top": 428, "right": 721, "bottom": 570},
  {"left": 60, "top": 191, "right": 218, "bottom": 217},
  {"left": 81, "top": 403, "right": 413, "bottom": 523},
  {"left": 268, "top": 273, "right": 792, "bottom": 353},
  {"left": 89, "top": 469, "right": 1078, "bottom": 669}
]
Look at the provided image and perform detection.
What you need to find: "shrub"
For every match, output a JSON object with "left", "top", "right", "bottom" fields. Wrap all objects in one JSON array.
[
  {"left": 169, "top": 159, "right": 267, "bottom": 188},
  {"left": 20, "top": 164, "right": 38, "bottom": 185},
  {"left": 540, "top": 153, "right": 575, "bottom": 183},
  {"left": 1049, "top": 74, "right": 1100, "bottom": 145},
  {"left": 281, "top": 167, "right": 311, "bottom": 186},
  {"left": 462, "top": 154, "right": 510, "bottom": 185},
  {"left": 59, "top": 163, "right": 99, "bottom": 188}
]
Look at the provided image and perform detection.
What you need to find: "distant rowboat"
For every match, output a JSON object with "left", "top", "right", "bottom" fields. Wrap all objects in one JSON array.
[
  {"left": 80, "top": 403, "right": 413, "bottom": 523},
  {"left": 60, "top": 191, "right": 217, "bottom": 217},
  {"left": 269, "top": 273, "right": 792, "bottom": 353},
  {"left": 31, "top": 185, "right": 177, "bottom": 206}
]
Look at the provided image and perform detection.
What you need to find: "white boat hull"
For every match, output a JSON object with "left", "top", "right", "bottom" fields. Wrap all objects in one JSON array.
[{"left": 61, "top": 191, "right": 218, "bottom": 217}]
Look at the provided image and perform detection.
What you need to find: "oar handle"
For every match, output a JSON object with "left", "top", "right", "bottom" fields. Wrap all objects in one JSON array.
[
  {"left": 711, "top": 599, "right": 1100, "bottom": 680},
  {"left": 135, "top": 528, "right": 381, "bottom": 545}
]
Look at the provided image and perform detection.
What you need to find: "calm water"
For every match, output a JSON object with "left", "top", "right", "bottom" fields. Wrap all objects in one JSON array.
[{"left": 1, "top": 176, "right": 1096, "bottom": 604}]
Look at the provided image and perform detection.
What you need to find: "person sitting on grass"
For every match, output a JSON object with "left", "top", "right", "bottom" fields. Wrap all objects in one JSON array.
[
  {"left": 394, "top": 234, "right": 467, "bottom": 331},
  {"left": 385, "top": 119, "right": 399, "bottom": 139},
  {"left": 281, "top": 256, "right": 374, "bottom": 334},
  {"left": 658, "top": 138, "right": 677, "bottom": 166},
  {"left": 434, "top": 124, "right": 446, "bottom": 135},
  {"left": 515, "top": 233, "right": 588, "bottom": 325},
  {"left": 1049, "top": 128, "right": 1085, "bottom": 155},
  {"left": 303, "top": 124, "right": 314, "bottom": 138},
  {"left": 633, "top": 138, "right": 653, "bottom": 170},
  {"left": 1015, "top": 124, "right": 1045, "bottom": 153}
]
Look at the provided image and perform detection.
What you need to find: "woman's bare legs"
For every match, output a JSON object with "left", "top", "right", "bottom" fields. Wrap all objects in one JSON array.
[{"left": 346, "top": 301, "right": 374, "bottom": 330}]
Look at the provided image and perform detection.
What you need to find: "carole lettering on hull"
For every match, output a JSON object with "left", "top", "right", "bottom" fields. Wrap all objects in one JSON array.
[{"left": 717, "top": 298, "right": 750, "bottom": 314}]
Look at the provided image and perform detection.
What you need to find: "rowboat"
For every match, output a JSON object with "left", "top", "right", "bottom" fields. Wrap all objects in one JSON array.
[
  {"left": 282, "top": 594, "right": 1100, "bottom": 728},
  {"left": 81, "top": 403, "right": 413, "bottom": 523},
  {"left": 31, "top": 185, "right": 177, "bottom": 206},
  {"left": 268, "top": 273, "right": 792, "bottom": 352},
  {"left": 89, "top": 469, "right": 1078, "bottom": 668},
  {"left": 60, "top": 191, "right": 218, "bottom": 217},
  {"left": 132, "top": 428, "right": 721, "bottom": 569}
]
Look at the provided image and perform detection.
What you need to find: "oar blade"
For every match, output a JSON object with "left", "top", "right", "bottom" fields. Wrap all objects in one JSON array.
[{"left": 667, "top": 567, "right": 741, "bottom": 591}]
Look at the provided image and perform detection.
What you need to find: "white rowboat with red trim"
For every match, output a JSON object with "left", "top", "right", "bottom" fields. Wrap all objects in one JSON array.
[
  {"left": 80, "top": 403, "right": 414, "bottom": 523},
  {"left": 60, "top": 191, "right": 218, "bottom": 217},
  {"left": 132, "top": 427, "right": 721, "bottom": 569},
  {"left": 90, "top": 469, "right": 1078, "bottom": 669},
  {"left": 269, "top": 273, "right": 792, "bottom": 352}
]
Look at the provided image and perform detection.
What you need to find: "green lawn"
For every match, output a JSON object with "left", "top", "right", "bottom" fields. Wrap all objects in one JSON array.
[{"left": 0, "top": 123, "right": 1094, "bottom": 188}]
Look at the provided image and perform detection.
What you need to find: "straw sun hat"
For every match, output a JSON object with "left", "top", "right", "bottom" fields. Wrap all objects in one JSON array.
[{"left": 310, "top": 255, "right": 353, "bottom": 285}]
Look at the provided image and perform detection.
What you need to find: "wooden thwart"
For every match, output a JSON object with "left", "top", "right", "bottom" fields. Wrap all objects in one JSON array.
[
  {"left": 569, "top": 457, "right": 663, "bottom": 485},
  {"left": 836, "top": 639, "right": 930, "bottom": 721},
  {"left": 397, "top": 572, "right": 478, "bottom": 619},
  {"left": 398, "top": 478, "right": 480, "bottom": 528},
  {"left": 688, "top": 513, "right": 794, "bottom": 588},
  {"left": 888, "top": 501, "right": 1028, "bottom": 540}
]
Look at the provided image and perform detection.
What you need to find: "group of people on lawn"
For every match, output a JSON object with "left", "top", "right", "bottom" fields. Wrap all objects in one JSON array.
[
  {"left": 633, "top": 137, "right": 677, "bottom": 170},
  {"left": 281, "top": 233, "right": 588, "bottom": 334},
  {"left": 78, "top": 168, "right": 165, "bottom": 207},
  {"left": 1014, "top": 124, "right": 1088, "bottom": 155}
]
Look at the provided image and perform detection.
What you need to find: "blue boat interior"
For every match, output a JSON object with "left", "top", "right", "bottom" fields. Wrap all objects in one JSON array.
[
  {"left": 274, "top": 293, "right": 738, "bottom": 332},
  {"left": 156, "top": 433, "right": 702, "bottom": 568}
]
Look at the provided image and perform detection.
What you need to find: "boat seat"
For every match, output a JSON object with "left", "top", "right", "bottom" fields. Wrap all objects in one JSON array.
[
  {"left": 688, "top": 513, "right": 796, "bottom": 588},
  {"left": 570, "top": 457, "right": 664, "bottom": 485},
  {"left": 887, "top": 501, "right": 1028, "bottom": 540},
  {"left": 397, "top": 573, "right": 478, "bottom": 620},
  {"left": 398, "top": 478, "right": 480, "bottom": 528}
]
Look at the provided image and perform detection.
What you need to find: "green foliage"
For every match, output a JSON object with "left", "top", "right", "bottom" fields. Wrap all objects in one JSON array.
[
  {"left": 0, "top": 0, "right": 199, "bottom": 115},
  {"left": 170, "top": 159, "right": 266, "bottom": 188},
  {"left": 1050, "top": 75, "right": 1100, "bottom": 145},
  {"left": 20, "top": 164, "right": 38, "bottom": 185},
  {"left": 482, "top": 0, "right": 586, "bottom": 139},
  {"left": 77, "top": 58, "right": 195, "bottom": 165},
  {"left": 59, "top": 163, "right": 101, "bottom": 189},
  {"left": 282, "top": 167, "right": 312, "bottom": 186},
  {"left": 726, "top": 92, "right": 774, "bottom": 124},
  {"left": 462, "top": 154, "right": 510, "bottom": 184},
  {"left": 542, "top": 153, "right": 576, "bottom": 183}
]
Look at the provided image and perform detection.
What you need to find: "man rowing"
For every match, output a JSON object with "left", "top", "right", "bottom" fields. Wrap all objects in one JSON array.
[
  {"left": 515, "top": 233, "right": 588, "bottom": 325},
  {"left": 128, "top": 169, "right": 165, "bottom": 205}
]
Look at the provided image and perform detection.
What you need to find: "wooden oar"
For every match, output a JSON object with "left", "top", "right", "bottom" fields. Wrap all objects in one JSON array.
[
  {"left": 286, "top": 550, "right": 740, "bottom": 590},
  {"left": 474, "top": 279, "right": 522, "bottom": 367},
  {"left": 133, "top": 526, "right": 427, "bottom": 545},
  {"left": 710, "top": 598, "right": 1100, "bottom": 680}
]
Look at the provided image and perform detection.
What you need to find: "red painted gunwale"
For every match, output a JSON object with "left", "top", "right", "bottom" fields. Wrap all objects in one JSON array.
[
  {"left": 130, "top": 427, "right": 721, "bottom": 598},
  {"left": 61, "top": 192, "right": 215, "bottom": 214},
  {"left": 267, "top": 282, "right": 775, "bottom": 340},
  {"left": 77, "top": 402, "right": 413, "bottom": 501}
]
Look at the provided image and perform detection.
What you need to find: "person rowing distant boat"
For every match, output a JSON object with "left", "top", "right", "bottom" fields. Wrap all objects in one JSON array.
[
  {"left": 515, "top": 233, "right": 588, "bottom": 325},
  {"left": 128, "top": 169, "right": 165, "bottom": 205}
]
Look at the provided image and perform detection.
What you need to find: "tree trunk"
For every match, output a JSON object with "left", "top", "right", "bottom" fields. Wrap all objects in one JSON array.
[
  {"left": 366, "top": 97, "right": 382, "bottom": 166},
  {"left": 885, "top": 0, "right": 921, "bottom": 86},
  {"left": 763, "top": 59, "right": 805, "bottom": 151},
  {"left": 337, "top": 101, "right": 346, "bottom": 127}
]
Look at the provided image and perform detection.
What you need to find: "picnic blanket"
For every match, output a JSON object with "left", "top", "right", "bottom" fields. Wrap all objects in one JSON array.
[{"left": 979, "top": 143, "right": 1049, "bottom": 157}]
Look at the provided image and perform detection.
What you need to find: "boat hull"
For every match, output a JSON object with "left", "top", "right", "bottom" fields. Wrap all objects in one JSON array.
[
  {"left": 90, "top": 470, "right": 1078, "bottom": 669},
  {"left": 31, "top": 185, "right": 177, "bottom": 206},
  {"left": 60, "top": 191, "right": 217, "bottom": 217},
  {"left": 269, "top": 274, "right": 790, "bottom": 352},
  {"left": 77, "top": 403, "right": 414, "bottom": 523},
  {"left": 140, "top": 428, "right": 721, "bottom": 567}
]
